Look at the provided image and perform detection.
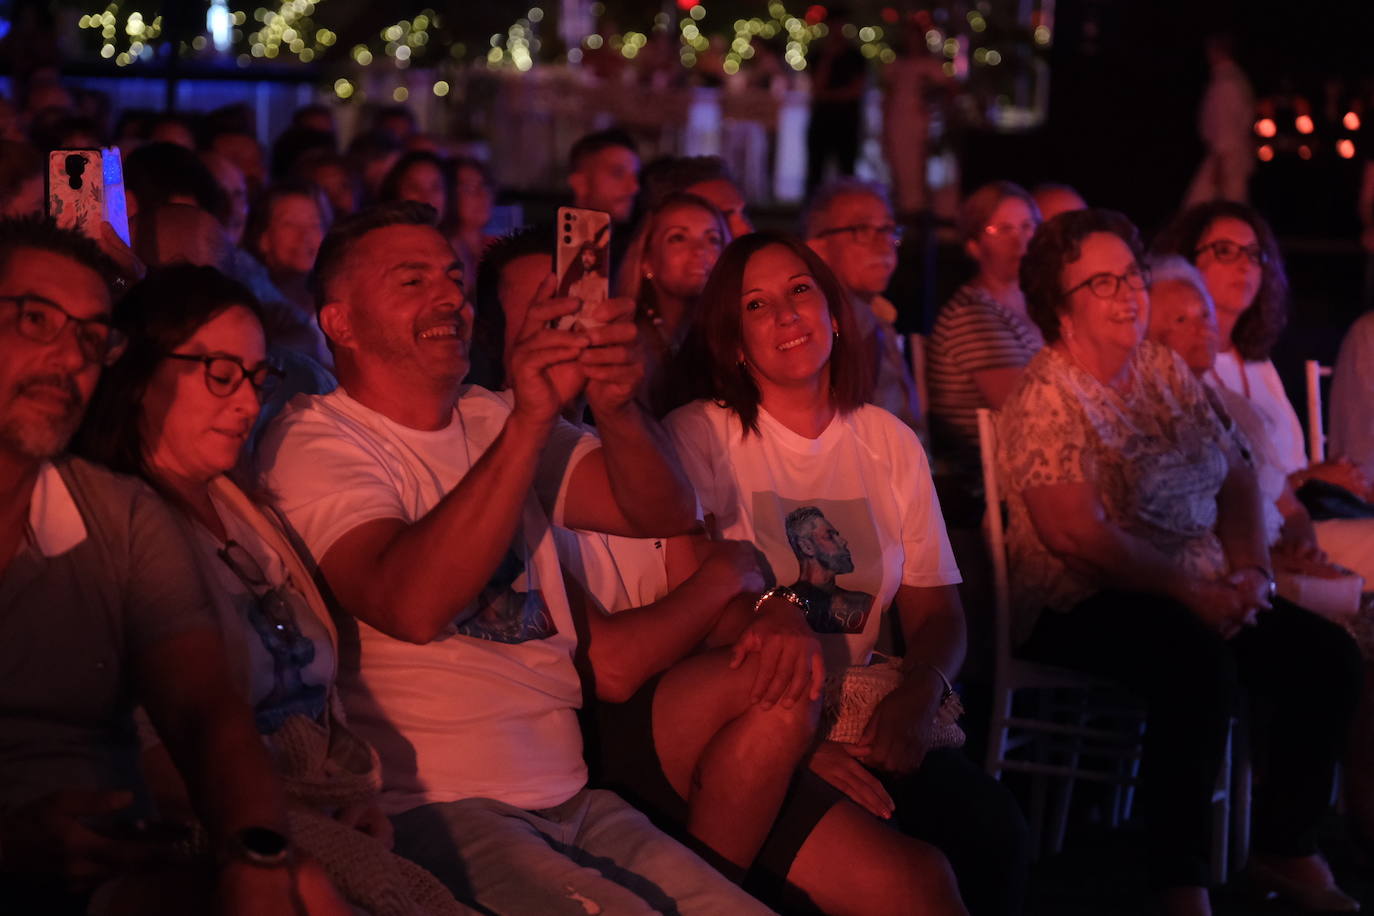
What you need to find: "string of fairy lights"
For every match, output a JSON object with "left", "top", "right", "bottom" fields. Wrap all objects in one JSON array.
[{"left": 76, "top": 0, "right": 1046, "bottom": 96}]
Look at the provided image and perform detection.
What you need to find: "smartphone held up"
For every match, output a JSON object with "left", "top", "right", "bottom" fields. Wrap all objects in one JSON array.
[
  {"left": 47, "top": 147, "right": 131, "bottom": 246},
  {"left": 553, "top": 206, "right": 610, "bottom": 332}
]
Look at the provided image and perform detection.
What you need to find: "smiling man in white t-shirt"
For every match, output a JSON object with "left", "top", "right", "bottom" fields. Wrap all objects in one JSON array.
[{"left": 259, "top": 202, "right": 773, "bottom": 914}]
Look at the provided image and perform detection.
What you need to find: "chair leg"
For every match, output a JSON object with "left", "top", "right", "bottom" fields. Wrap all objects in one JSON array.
[
  {"left": 1048, "top": 691, "right": 1088, "bottom": 855},
  {"left": 1231, "top": 718, "right": 1252, "bottom": 874},
  {"left": 1210, "top": 721, "right": 1233, "bottom": 885}
]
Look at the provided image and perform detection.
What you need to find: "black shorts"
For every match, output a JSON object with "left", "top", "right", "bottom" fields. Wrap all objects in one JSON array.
[{"left": 590, "top": 673, "right": 847, "bottom": 894}]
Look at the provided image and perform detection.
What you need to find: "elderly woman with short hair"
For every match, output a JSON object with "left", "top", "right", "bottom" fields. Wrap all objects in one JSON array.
[{"left": 999, "top": 209, "right": 1361, "bottom": 916}]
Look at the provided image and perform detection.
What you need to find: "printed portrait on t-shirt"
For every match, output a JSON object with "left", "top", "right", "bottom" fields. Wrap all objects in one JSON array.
[
  {"left": 453, "top": 546, "right": 557, "bottom": 644},
  {"left": 783, "top": 506, "right": 876, "bottom": 633},
  {"left": 751, "top": 494, "right": 882, "bottom": 636}
]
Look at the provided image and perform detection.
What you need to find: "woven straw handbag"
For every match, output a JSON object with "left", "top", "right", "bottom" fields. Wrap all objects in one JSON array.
[{"left": 821, "top": 652, "right": 966, "bottom": 748}]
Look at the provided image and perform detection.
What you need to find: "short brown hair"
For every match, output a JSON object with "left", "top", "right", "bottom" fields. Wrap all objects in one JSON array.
[
  {"left": 1021, "top": 208, "right": 1144, "bottom": 345},
  {"left": 668, "top": 231, "right": 872, "bottom": 432},
  {"left": 311, "top": 200, "right": 437, "bottom": 310}
]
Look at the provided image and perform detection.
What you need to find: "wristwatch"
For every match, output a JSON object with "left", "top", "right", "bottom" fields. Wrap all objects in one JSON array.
[
  {"left": 1244, "top": 565, "right": 1277, "bottom": 603},
  {"left": 753, "top": 585, "right": 810, "bottom": 616},
  {"left": 222, "top": 826, "right": 292, "bottom": 868}
]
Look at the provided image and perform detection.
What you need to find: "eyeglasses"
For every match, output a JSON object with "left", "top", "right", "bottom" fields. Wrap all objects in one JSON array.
[
  {"left": 2, "top": 294, "right": 126, "bottom": 366},
  {"left": 217, "top": 540, "right": 297, "bottom": 633},
  {"left": 1194, "top": 239, "right": 1268, "bottom": 267},
  {"left": 1064, "top": 264, "right": 1152, "bottom": 300},
  {"left": 164, "top": 353, "right": 284, "bottom": 401},
  {"left": 816, "top": 223, "right": 905, "bottom": 247},
  {"left": 983, "top": 220, "right": 1038, "bottom": 239}
]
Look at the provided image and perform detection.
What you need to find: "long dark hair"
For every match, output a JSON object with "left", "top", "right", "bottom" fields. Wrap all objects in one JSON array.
[
  {"left": 667, "top": 231, "right": 871, "bottom": 433},
  {"left": 1152, "top": 200, "right": 1288, "bottom": 361},
  {"left": 73, "top": 264, "right": 265, "bottom": 490}
]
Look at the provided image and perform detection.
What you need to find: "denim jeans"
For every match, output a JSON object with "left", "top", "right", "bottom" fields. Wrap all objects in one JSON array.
[{"left": 392, "top": 787, "right": 776, "bottom": 915}]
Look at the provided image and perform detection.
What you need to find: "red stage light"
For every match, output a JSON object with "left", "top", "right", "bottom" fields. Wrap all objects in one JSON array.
[
  {"left": 1255, "top": 118, "right": 1276, "bottom": 138},
  {"left": 676, "top": 0, "right": 699, "bottom": 10},
  {"left": 1345, "top": 111, "right": 1362, "bottom": 131},
  {"left": 1257, "top": 145, "right": 1274, "bottom": 162},
  {"left": 805, "top": 5, "right": 827, "bottom": 24},
  {"left": 881, "top": 7, "right": 898, "bottom": 23},
  {"left": 1339, "top": 139, "right": 1356, "bottom": 159},
  {"left": 1295, "top": 115, "right": 1314, "bottom": 135},
  {"left": 1298, "top": 144, "right": 1313, "bottom": 160}
]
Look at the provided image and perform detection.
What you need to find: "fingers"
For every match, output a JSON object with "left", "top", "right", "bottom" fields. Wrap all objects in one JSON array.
[
  {"left": 781, "top": 646, "right": 812, "bottom": 709},
  {"left": 583, "top": 320, "right": 638, "bottom": 349},
  {"left": 808, "top": 647, "right": 827, "bottom": 701},
  {"left": 758, "top": 640, "right": 800, "bottom": 709},
  {"left": 830, "top": 755, "right": 894, "bottom": 819},
  {"left": 728, "top": 631, "right": 756, "bottom": 670},
  {"left": 522, "top": 290, "right": 579, "bottom": 334},
  {"left": 581, "top": 297, "right": 636, "bottom": 325},
  {"left": 751, "top": 636, "right": 784, "bottom": 706}
]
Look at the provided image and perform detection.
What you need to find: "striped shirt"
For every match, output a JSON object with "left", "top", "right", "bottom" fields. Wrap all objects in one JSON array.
[{"left": 927, "top": 284, "right": 1044, "bottom": 470}]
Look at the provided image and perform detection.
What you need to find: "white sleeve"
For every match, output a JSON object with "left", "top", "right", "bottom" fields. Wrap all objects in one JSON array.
[
  {"left": 663, "top": 404, "right": 719, "bottom": 520},
  {"left": 533, "top": 416, "right": 601, "bottom": 528},
  {"left": 1255, "top": 360, "right": 1308, "bottom": 475},
  {"left": 258, "top": 410, "right": 408, "bottom": 567},
  {"left": 890, "top": 417, "right": 963, "bottom": 587}
]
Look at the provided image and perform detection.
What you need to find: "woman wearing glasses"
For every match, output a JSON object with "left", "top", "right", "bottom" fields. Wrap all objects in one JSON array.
[
  {"left": 927, "top": 181, "right": 1042, "bottom": 527},
  {"left": 999, "top": 209, "right": 1361, "bottom": 916},
  {"left": 73, "top": 264, "right": 469, "bottom": 915},
  {"left": 1155, "top": 201, "right": 1371, "bottom": 502}
]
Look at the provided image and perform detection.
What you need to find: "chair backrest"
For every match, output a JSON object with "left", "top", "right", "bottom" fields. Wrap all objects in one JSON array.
[
  {"left": 977, "top": 407, "right": 1014, "bottom": 672},
  {"left": 1305, "top": 360, "right": 1333, "bottom": 463}
]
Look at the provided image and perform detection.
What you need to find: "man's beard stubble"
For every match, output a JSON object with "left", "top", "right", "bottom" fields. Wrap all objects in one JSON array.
[{"left": 0, "top": 373, "right": 84, "bottom": 459}]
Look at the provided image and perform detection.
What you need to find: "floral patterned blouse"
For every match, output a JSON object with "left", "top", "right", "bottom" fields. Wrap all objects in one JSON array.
[{"left": 997, "top": 341, "right": 1236, "bottom": 644}]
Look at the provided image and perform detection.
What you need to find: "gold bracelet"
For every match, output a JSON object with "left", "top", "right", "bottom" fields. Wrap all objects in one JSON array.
[{"left": 753, "top": 585, "right": 809, "bottom": 616}]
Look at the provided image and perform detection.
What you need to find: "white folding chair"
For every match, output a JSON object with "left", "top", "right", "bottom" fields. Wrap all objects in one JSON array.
[
  {"left": 1306, "top": 360, "right": 1334, "bottom": 463},
  {"left": 977, "top": 408, "right": 1242, "bottom": 880}
]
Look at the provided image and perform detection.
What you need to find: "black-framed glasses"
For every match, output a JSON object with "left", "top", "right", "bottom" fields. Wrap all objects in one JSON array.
[
  {"left": 1, "top": 294, "right": 126, "bottom": 366},
  {"left": 1194, "top": 239, "right": 1268, "bottom": 267},
  {"left": 164, "top": 353, "right": 284, "bottom": 401},
  {"left": 1064, "top": 264, "right": 1152, "bottom": 300},
  {"left": 216, "top": 540, "right": 296, "bottom": 633},
  {"left": 816, "top": 223, "right": 905, "bottom": 247}
]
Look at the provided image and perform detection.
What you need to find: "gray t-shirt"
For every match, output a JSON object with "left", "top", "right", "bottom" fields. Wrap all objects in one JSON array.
[{"left": 0, "top": 457, "right": 216, "bottom": 809}]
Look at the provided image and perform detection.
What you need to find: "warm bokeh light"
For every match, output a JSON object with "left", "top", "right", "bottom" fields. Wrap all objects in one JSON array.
[
  {"left": 1345, "top": 111, "right": 1362, "bottom": 131},
  {"left": 1296, "top": 115, "right": 1315, "bottom": 135},
  {"left": 1338, "top": 139, "right": 1356, "bottom": 159},
  {"left": 1257, "top": 145, "right": 1274, "bottom": 162},
  {"left": 1255, "top": 118, "right": 1277, "bottom": 138},
  {"left": 1298, "top": 144, "right": 1313, "bottom": 160}
]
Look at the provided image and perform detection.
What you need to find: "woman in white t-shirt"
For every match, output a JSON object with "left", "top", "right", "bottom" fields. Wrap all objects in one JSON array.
[
  {"left": 665, "top": 232, "right": 1028, "bottom": 916},
  {"left": 75, "top": 264, "right": 469, "bottom": 916}
]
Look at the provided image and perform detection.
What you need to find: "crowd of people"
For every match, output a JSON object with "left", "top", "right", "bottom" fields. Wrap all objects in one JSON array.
[{"left": 3, "top": 72, "right": 1374, "bottom": 916}]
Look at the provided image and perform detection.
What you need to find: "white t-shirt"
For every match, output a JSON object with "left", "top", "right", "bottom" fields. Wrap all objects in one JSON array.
[
  {"left": 664, "top": 401, "right": 960, "bottom": 669},
  {"left": 1209, "top": 352, "right": 1307, "bottom": 476},
  {"left": 259, "top": 385, "right": 598, "bottom": 813},
  {"left": 194, "top": 493, "right": 335, "bottom": 734}
]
